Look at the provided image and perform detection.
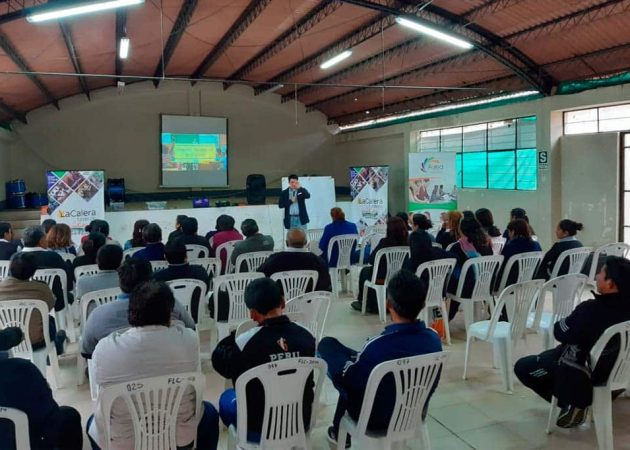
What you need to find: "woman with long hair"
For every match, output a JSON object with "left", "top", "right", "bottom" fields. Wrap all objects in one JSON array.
[
  {"left": 124, "top": 219, "right": 149, "bottom": 250},
  {"left": 495, "top": 219, "right": 542, "bottom": 290},
  {"left": 475, "top": 208, "right": 502, "bottom": 238},
  {"left": 537, "top": 219, "right": 584, "bottom": 280},
  {"left": 45, "top": 224, "right": 77, "bottom": 255},
  {"left": 436, "top": 210, "right": 462, "bottom": 249},
  {"left": 352, "top": 216, "right": 409, "bottom": 313}
]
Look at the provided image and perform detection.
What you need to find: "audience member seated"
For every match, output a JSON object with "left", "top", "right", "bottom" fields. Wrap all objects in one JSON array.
[
  {"left": 168, "top": 214, "right": 187, "bottom": 242},
  {"left": 153, "top": 238, "right": 210, "bottom": 322},
  {"left": 259, "top": 228, "right": 332, "bottom": 292},
  {"left": 81, "top": 258, "right": 194, "bottom": 358},
  {"left": 45, "top": 224, "right": 77, "bottom": 256},
  {"left": 230, "top": 219, "right": 275, "bottom": 271},
  {"left": 406, "top": 213, "right": 443, "bottom": 273},
  {"left": 396, "top": 211, "right": 412, "bottom": 231},
  {"left": 446, "top": 211, "right": 493, "bottom": 321},
  {"left": 21, "top": 226, "right": 74, "bottom": 310},
  {"left": 73, "top": 232, "right": 107, "bottom": 270},
  {"left": 211, "top": 215, "right": 243, "bottom": 272},
  {"left": 495, "top": 219, "right": 542, "bottom": 291},
  {"left": 131, "top": 223, "right": 166, "bottom": 261},
  {"left": 87, "top": 281, "right": 218, "bottom": 450},
  {"left": 0, "top": 252, "right": 65, "bottom": 355},
  {"left": 181, "top": 217, "right": 212, "bottom": 255},
  {"left": 41, "top": 219, "right": 56, "bottom": 235},
  {"left": 81, "top": 219, "right": 121, "bottom": 248},
  {"left": 536, "top": 219, "right": 584, "bottom": 280},
  {"left": 123, "top": 219, "right": 149, "bottom": 250},
  {"left": 475, "top": 208, "right": 502, "bottom": 240},
  {"left": 318, "top": 207, "right": 358, "bottom": 267},
  {"left": 318, "top": 270, "right": 443, "bottom": 448},
  {"left": 0, "top": 222, "right": 19, "bottom": 260},
  {"left": 352, "top": 217, "right": 409, "bottom": 313},
  {"left": 515, "top": 256, "right": 630, "bottom": 428},
  {"left": 436, "top": 210, "right": 462, "bottom": 249},
  {"left": 212, "top": 278, "right": 315, "bottom": 439},
  {"left": 0, "top": 328, "right": 83, "bottom": 449},
  {"left": 75, "top": 245, "right": 123, "bottom": 301},
  {"left": 501, "top": 207, "right": 536, "bottom": 239}
]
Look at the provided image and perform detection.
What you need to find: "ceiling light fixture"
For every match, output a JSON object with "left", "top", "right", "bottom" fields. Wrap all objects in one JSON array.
[
  {"left": 27, "top": 0, "right": 144, "bottom": 23},
  {"left": 265, "top": 83, "right": 285, "bottom": 93},
  {"left": 339, "top": 91, "right": 540, "bottom": 132},
  {"left": 395, "top": 17, "right": 473, "bottom": 50},
  {"left": 320, "top": 50, "right": 352, "bottom": 70},
  {"left": 119, "top": 36, "right": 130, "bottom": 59}
]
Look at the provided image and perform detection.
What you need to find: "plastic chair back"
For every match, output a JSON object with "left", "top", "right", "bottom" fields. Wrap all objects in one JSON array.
[
  {"left": 369, "top": 247, "right": 410, "bottom": 285},
  {"left": 166, "top": 279, "right": 207, "bottom": 316},
  {"left": 0, "top": 406, "right": 30, "bottom": 449},
  {"left": 213, "top": 273, "right": 265, "bottom": 325},
  {"left": 216, "top": 241, "right": 237, "bottom": 274},
  {"left": 445, "top": 242, "right": 456, "bottom": 252},
  {"left": 150, "top": 260, "right": 169, "bottom": 272},
  {"left": 358, "top": 232, "right": 385, "bottom": 265},
  {"left": 588, "top": 243, "right": 630, "bottom": 284},
  {"left": 58, "top": 252, "right": 75, "bottom": 263},
  {"left": 455, "top": 255, "right": 503, "bottom": 300},
  {"left": 81, "top": 287, "right": 122, "bottom": 323},
  {"left": 235, "top": 251, "right": 274, "bottom": 273},
  {"left": 353, "top": 352, "right": 448, "bottom": 440},
  {"left": 97, "top": 372, "right": 205, "bottom": 450},
  {"left": 123, "top": 247, "right": 143, "bottom": 259},
  {"left": 416, "top": 259, "right": 456, "bottom": 310},
  {"left": 185, "top": 244, "right": 208, "bottom": 259},
  {"left": 189, "top": 257, "right": 221, "bottom": 285},
  {"left": 431, "top": 242, "right": 443, "bottom": 249},
  {"left": 306, "top": 228, "right": 324, "bottom": 254},
  {"left": 285, "top": 291, "right": 332, "bottom": 342},
  {"left": 590, "top": 320, "right": 630, "bottom": 391},
  {"left": 327, "top": 234, "right": 359, "bottom": 270},
  {"left": 32, "top": 268, "right": 68, "bottom": 303},
  {"left": 550, "top": 247, "right": 592, "bottom": 279},
  {"left": 74, "top": 264, "right": 100, "bottom": 282},
  {"left": 233, "top": 358, "right": 326, "bottom": 449},
  {"left": 495, "top": 251, "right": 543, "bottom": 293},
  {"left": 0, "top": 260, "right": 9, "bottom": 280},
  {"left": 530, "top": 273, "right": 587, "bottom": 332},
  {"left": 491, "top": 237, "right": 506, "bottom": 255},
  {"left": 270, "top": 270, "right": 319, "bottom": 301},
  {"left": 488, "top": 280, "right": 543, "bottom": 341}
]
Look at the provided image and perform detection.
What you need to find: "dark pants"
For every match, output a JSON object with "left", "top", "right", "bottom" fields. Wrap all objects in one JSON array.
[
  {"left": 357, "top": 267, "right": 379, "bottom": 312},
  {"left": 31, "top": 317, "right": 65, "bottom": 355},
  {"left": 208, "top": 291, "right": 229, "bottom": 322},
  {"left": 317, "top": 337, "right": 359, "bottom": 430},
  {"left": 218, "top": 389, "right": 261, "bottom": 443},
  {"left": 86, "top": 401, "right": 219, "bottom": 450},
  {"left": 39, "top": 405, "right": 83, "bottom": 450}
]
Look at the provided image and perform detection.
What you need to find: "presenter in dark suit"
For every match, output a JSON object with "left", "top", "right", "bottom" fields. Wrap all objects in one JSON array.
[{"left": 279, "top": 174, "right": 310, "bottom": 230}]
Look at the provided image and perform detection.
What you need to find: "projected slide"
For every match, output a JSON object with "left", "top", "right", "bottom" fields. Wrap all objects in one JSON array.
[{"left": 161, "top": 115, "right": 228, "bottom": 188}]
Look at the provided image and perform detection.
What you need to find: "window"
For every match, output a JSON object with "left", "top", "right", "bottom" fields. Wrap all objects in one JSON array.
[
  {"left": 564, "top": 103, "right": 630, "bottom": 135},
  {"left": 415, "top": 116, "right": 537, "bottom": 190},
  {"left": 623, "top": 133, "right": 630, "bottom": 244}
]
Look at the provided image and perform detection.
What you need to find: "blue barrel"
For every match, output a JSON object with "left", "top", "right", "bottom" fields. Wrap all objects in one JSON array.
[
  {"left": 6, "top": 179, "right": 26, "bottom": 196},
  {"left": 8, "top": 194, "right": 26, "bottom": 209},
  {"left": 26, "top": 192, "right": 48, "bottom": 208}
]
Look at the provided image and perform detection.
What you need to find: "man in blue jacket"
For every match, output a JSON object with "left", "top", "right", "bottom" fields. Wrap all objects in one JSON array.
[
  {"left": 318, "top": 270, "right": 443, "bottom": 448},
  {"left": 278, "top": 174, "right": 310, "bottom": 230}
]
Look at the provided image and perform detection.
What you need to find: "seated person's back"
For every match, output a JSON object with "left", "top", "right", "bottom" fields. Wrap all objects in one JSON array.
[
  {"left": 75, "top": 245, "right": 123, "bottom": 301},
  {"left": 132, "top": 223, "right": 166, "bottom": 261},
  {"left": 180, "top": 217, "right": 212, "bottom": 255},
  {"left": 230, "top": 219, "right": 275, "bottom": 269},
  {"left": 0, "top": 222, "right": 19, "bottom": 260}
]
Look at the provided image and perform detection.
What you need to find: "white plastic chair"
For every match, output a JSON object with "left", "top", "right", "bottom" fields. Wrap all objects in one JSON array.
[
  {"left": 445, "top": 242, "right": 456, "bottom": 252},
  {"left": 212, "top": 272, "right": 265, "bottom": 341},
  {"left": 327, "top": 234, "right": 359, "bottom": 296},
  {"left": 228, "top": 357, "right": 326, "bottom": 450},
  {"left": 270, "top": 270, "right": 318, "bottom": 301},
  {"left": 337, "top": 352, "right": 449, "bottom": 450},
  {"left": 350, "top": 232, "right": 384, "bottom": 297},
  {"left": 362, "top": 247, "right": 409, "bottom": 322},
  {"left": 0, "top": 260, "right": 9, "bottom": 280},
  {"left": 527, "top": 274, "right": 587, "bottom": 350},
  {"left": 0, "top": 407, "right": 30, "bottom": 449},
  {"left": 166, "top": 279, "right": 207, "bottom": 320},
  {"left": 97, "top": 372, "right": 205, "bottom": 450},
  {"left": 216, "top": 240, "right": 237, "bottom": 274},
  {"left": 549, "top": 247, "right": 593, "bottom": 279},
  {"left": 285, "top": 291, "right": 332, "bottom": 343},
  {"left": 123, "top": 247, "right": 143, "bottom": 259},
  {"left": 491, "top": 237, "right": 506, "bottom": 255},
  {"left": 186, "top": 244, "right": 208, "bottom": 259},
  {"left": 189, "top": 257, "right": 221, "bottom": 285},
  {"left": 235, "top": 251, "right": 274, "bottom": 273},
  {"left": 494, "top": 251, "right": 543, "bottom": 295},
  {"left": 463, "top": 280, "right": 543, "bottom": 393},
  {"left": 58, "top": 252, "right": 75, "bottom": 263},
  {"left": 431, "top": 242, "right": 443, "bottom": 249},
  {"left": 32, "top": 268, "right": 77, "bottom": 343},
  {"left": 150, "top": 260, "right": 169, "bottom": 272},
  {"left": 0, "top": 299, "right": 62, "bottom": 389},
  {"left": 306, "top": 228, "right": 324, "bottom": 256},
  {"left": 446, "top": 255, "right": 503, "bottom": 333},
  {"left": 74, "top": 264, "right": 100, "bottom": 281},
  {"left": 416, "top": 259, "right": 456, "bottom": 345},
  {"left": 546, "top": 320, "right": 630, "bottom": 450},
  {"left": 587, "top": 243, "right": 630, "bottom": 288}
]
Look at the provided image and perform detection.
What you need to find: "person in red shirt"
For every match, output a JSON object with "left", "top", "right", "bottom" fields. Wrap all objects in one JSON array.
[{"left": 210, "top": 215, "right": 243, "bottom": 274}]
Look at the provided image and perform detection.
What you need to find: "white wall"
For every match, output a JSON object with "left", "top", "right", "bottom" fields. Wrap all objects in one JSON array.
[{"left": 10, "top": 81, "right": 336, "bottom": 194}]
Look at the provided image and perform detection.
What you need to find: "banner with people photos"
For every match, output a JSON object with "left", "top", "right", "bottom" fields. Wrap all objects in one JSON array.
[
  {"left": 46, "top": 170, "right": 105, "bottom": 236},
  {"left": 349, "top": 166, "right": 388, "bottom": 236}
]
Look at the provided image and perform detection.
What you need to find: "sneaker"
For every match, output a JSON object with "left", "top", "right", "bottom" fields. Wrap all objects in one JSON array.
[
  {"left": 327, "top": 426, "right": 351, "bottom": 449},
  {"left": 556, "top": 405, "right": 588, "bottom": 428}
]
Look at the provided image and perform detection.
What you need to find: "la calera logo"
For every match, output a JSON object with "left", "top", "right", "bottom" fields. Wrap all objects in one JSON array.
[{"left": 57, "top": 209, "right": 97, "bottom": 218}]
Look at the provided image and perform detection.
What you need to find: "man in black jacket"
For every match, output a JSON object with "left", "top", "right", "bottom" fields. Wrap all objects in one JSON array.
[
  {"left": 212, "top": 277, "right": 315, "bottom": 439},
  {"left": 0, "top": 222, "right": 19, "bottom": 260},
  {"left": 515, "top": 256, "right": 630, "bottom": 428},
  {"left": 278, "top": 174, "right": 310, "bottom": 230},
  {"left": 180, "top": 217, "right": 212, "bottom": 256}
]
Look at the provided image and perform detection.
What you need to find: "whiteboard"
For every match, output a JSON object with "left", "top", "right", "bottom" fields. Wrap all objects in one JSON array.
[{"left": 281, "top": 176, "right": 336, "bottom": 229}]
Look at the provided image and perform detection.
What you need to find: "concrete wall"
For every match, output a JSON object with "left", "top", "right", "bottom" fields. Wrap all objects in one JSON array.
[
  {"left": 0, "top": 129, "right": 13, "bottom": 202},
  {"left": 10, "top": 81, "right": 336, "bottom": 194}
]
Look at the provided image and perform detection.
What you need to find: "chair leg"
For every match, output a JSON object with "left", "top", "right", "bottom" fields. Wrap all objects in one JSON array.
[
  {"left": 593, "top": 386, "right": 614, "bottom": 450},
  {"left": 76, "top": 353, "right": 86, "bottom": 386},
  {"left": 543, "top": 328, "right": 553, "bottom": 351},
  {"left": 463, "top": 335, "right": 472, "bottom": 380},
  {"left": 48, "top": 348, "right": 62, "bottom": 390},
  {"left": 546, "top": 396, "right": 558, "bottom": 434},
  {"left": 496, "top": 337, "right": 513, "bottom": 394},
  {"left": 377, "top": 286, "right": 386, "bottom": 323},
  {"left": 463, "top": 301, "right": 473, "bottom": 334},
  {"left": 361, "top": 285, "right": 369, "bottom": 315},
  {"left": 441, "top": 302, "right": 451, "bottom": 346},
  {"left": 419, "top": 421, "right": 431, "bottom": 450},
  {"left": 337, "top": 424, "right": 349, "bottom": 450}
]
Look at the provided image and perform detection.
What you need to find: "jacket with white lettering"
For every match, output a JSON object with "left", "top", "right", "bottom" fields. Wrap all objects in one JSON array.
[{"left": 211, "top": 315, "right": 315, "bottom": 434}]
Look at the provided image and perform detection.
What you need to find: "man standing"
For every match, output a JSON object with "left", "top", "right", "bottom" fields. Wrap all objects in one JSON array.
[
  {"left": 515, "top": 256, "right": 630, "bottom": 428},
  {"left": 279, "top": 174, "right": 310, "bottom": 230}
]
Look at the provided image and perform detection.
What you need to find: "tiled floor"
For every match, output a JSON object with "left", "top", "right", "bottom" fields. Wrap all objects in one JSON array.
[{"left": 51, "top": 292, "right": 630, "bottom": 449}]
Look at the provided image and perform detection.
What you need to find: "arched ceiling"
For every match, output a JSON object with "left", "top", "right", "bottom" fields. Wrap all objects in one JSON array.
[{"left": 0, "top": 0, "right": 630, "bottom": 127}]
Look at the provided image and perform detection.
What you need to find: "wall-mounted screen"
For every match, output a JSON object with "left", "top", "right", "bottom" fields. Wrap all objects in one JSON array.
[{"left": 161, "top": 115, "right": 228, "bottom": 188}]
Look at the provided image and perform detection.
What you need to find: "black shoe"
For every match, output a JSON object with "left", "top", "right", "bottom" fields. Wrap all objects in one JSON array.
[
  {"left": 556, "top": 405, "right": 588, "bottom": 428},
  {"left": 54, "top": 330, "right": 67, "bottom": 356},
  {"left": 327, "top": 426, "right": 351, "bottom": 449},
  {"left": 350, "top": 301, "right": 362, "bottom": 312}
]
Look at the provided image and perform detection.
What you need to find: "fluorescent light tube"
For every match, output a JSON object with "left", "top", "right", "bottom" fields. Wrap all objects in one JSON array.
[
  {"left": 320, "top": 50, "right": 352, "bottom": 70},
  {"left": 396, "top": 17, "right": 473, "bottom": 49},
  {"left": 119, "top": 37, "right": 130, "bottom": 59},
  {"left": 266, "top": 84, "right": 285, "bottom": 93},
  {"left": 27, "top": 0, "right": 144, "bottom": 23}
]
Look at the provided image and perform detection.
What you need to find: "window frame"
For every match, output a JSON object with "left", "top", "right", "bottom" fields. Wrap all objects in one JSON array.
[{"left": 563, "top": 103, "right": 630, "bottom": 135}]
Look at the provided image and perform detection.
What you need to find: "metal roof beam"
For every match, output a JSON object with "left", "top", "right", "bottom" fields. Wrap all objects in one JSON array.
[
  {"left": 0, "top": 31, "right": 59, "bottom": 110},
  {"left": 59, "top": 22, "right": 90, "bottom": 100},
  {"left": 115, "top": 9, "right": 127, "bottom": 83},
  {"left": 153, "top": 0, "right": 198, "bottom": 87},
  {"left": 190, "top": 0, "right": 272, "bottom": 84},
  {"left": 0, "top": 99, "right": 27, "bottom": 124}
]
